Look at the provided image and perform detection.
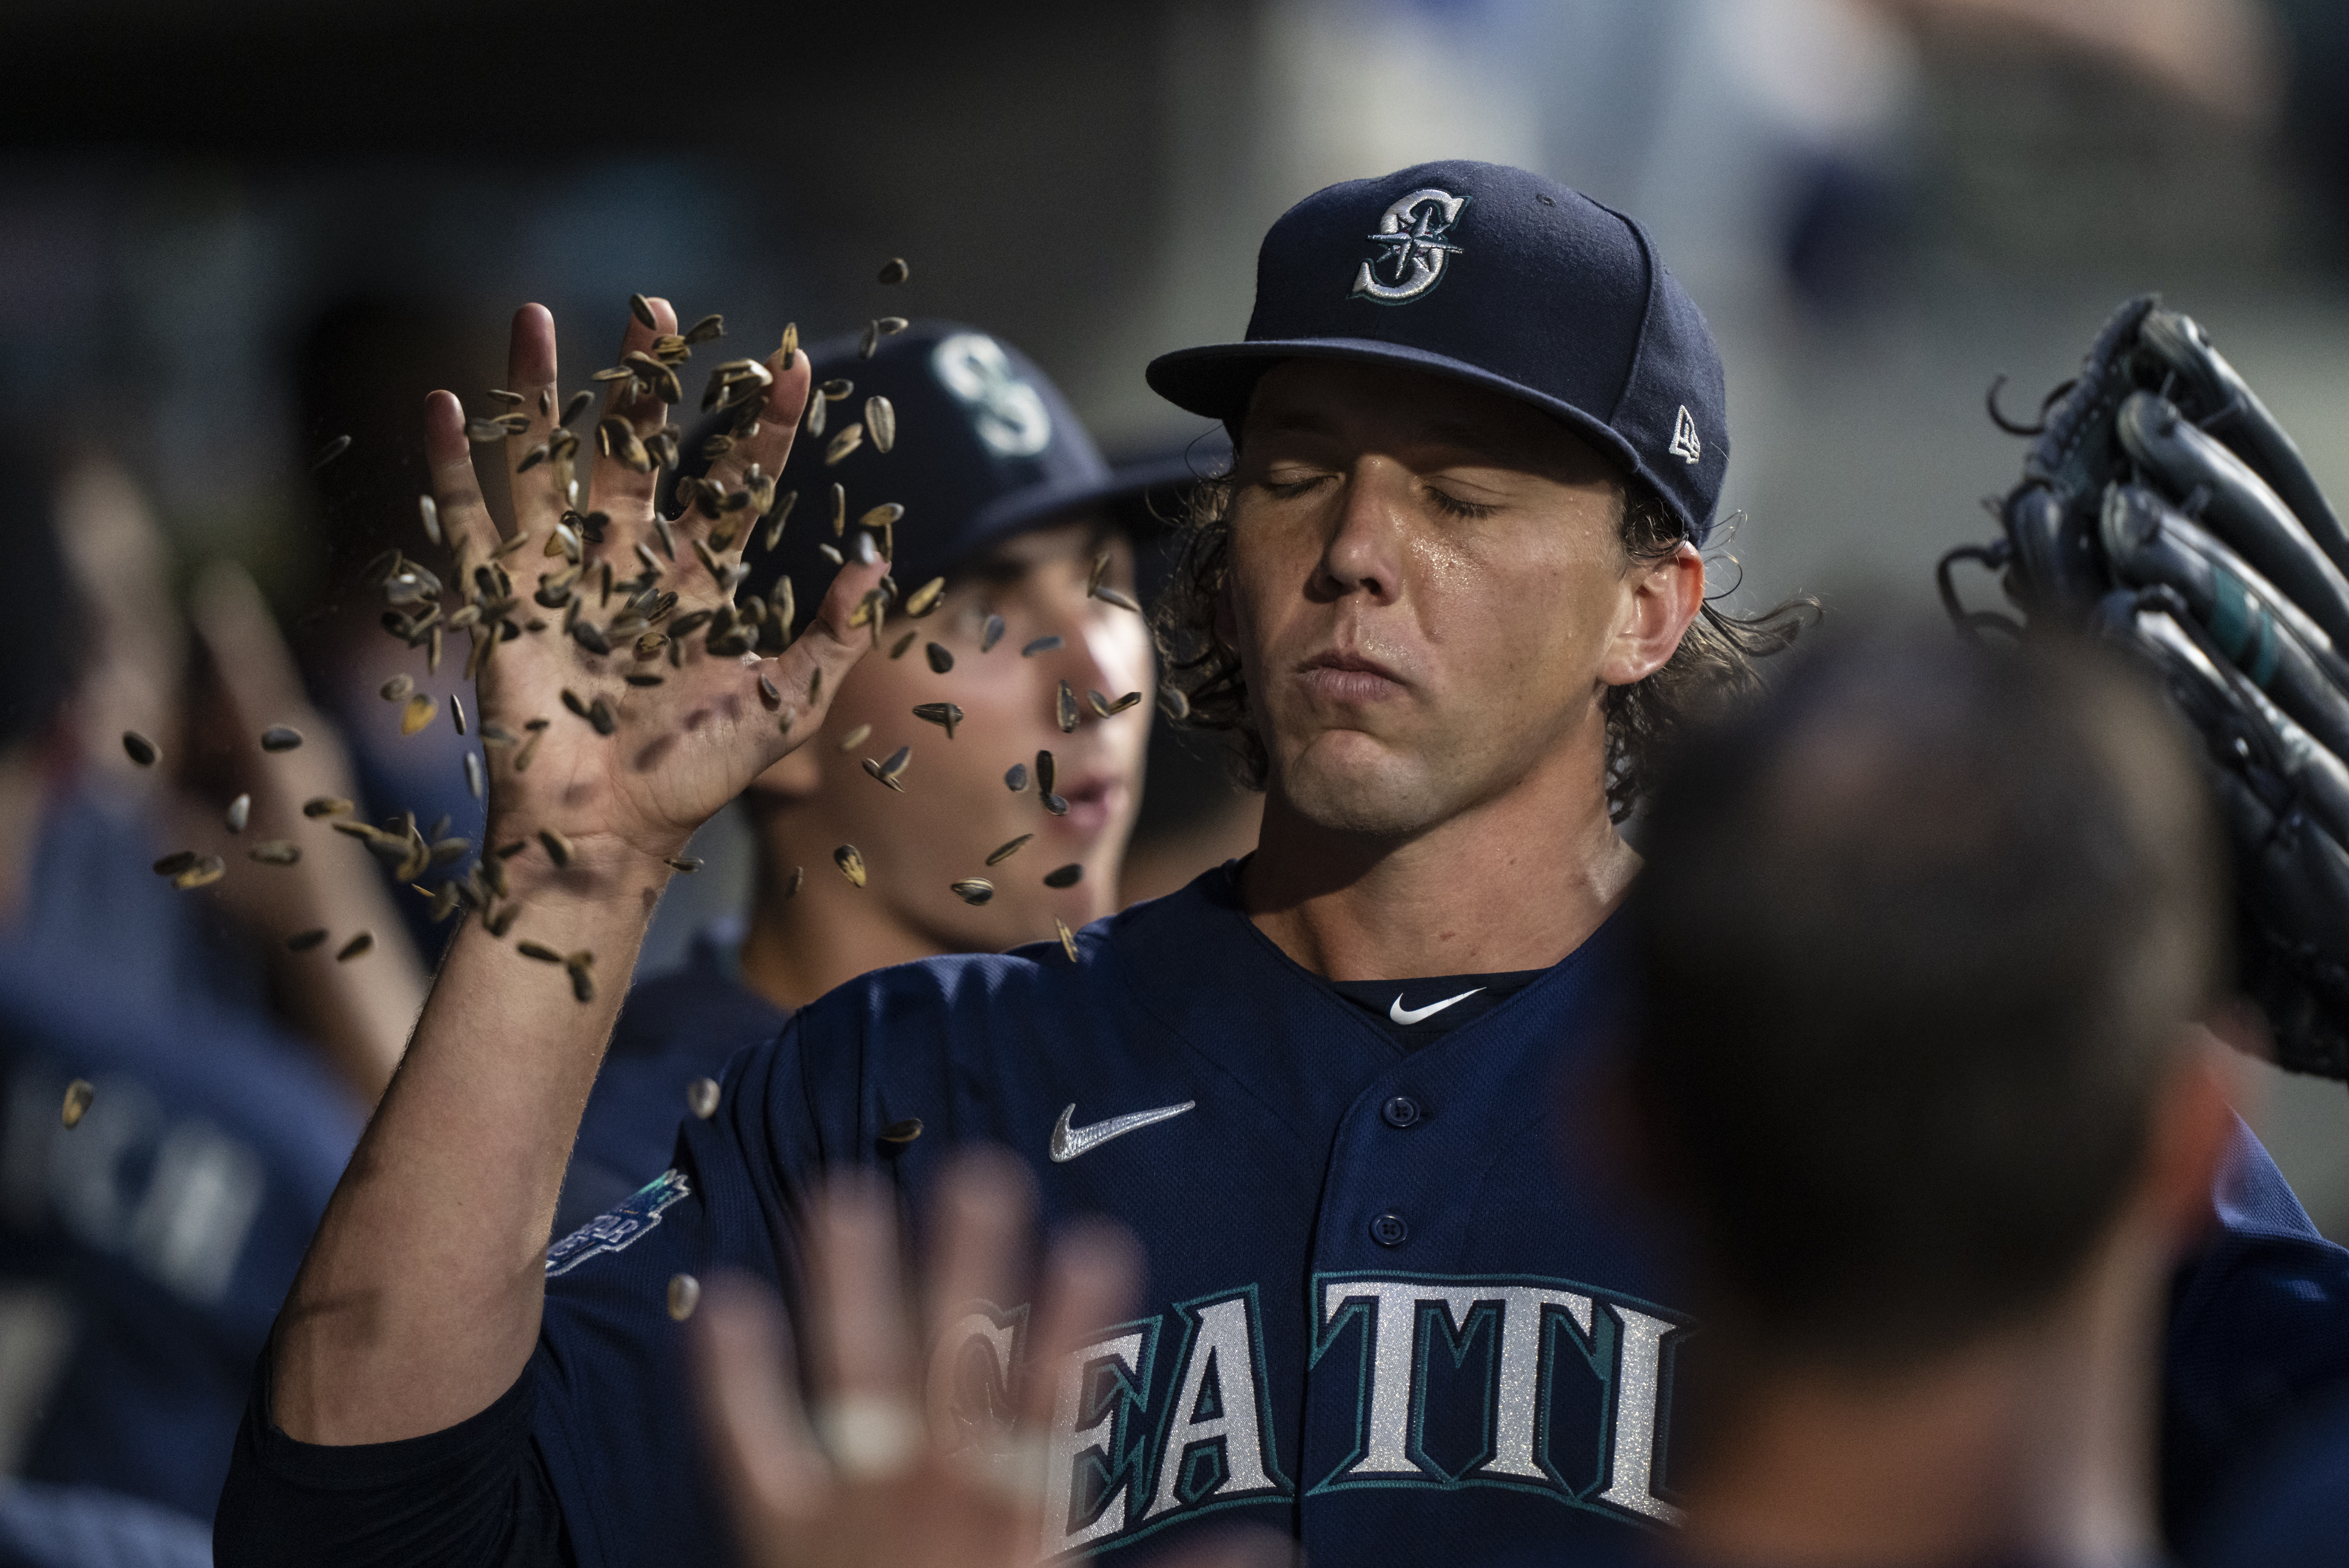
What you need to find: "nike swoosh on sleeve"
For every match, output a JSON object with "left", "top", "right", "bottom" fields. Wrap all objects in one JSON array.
[
  {"left": 1049, "top": 1101, "right": 1196, "bottom": 1162},
  {"left": 1388, "top": 987, "right": 1485, "bottom": 1027}
]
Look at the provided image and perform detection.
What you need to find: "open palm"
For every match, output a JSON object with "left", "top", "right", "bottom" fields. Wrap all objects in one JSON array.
[{"left": 423, "top": 300, "right": 885, "bottom": 895}]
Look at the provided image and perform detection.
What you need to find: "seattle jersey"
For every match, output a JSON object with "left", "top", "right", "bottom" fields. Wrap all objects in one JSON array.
[{"left": 220, "top": 866, "right": 2349, "bottom": 1565}]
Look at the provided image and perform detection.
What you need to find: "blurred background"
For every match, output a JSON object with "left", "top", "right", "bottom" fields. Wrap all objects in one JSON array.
[{"left": 3, "top": 0, "right": 2347, "bottom": 1235}]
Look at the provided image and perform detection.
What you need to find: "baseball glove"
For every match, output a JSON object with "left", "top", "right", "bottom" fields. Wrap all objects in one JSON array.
[{"left": 1941, "top": 294, "right": 2349, "bottom": 1083}]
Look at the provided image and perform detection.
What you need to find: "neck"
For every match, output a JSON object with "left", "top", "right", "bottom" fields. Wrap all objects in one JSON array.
[
  {"left": 734, "top": 865, "right": 951, "bottom": 1013},
  {"left": 1241, "top": 731, "right": 1634, "bottom": 980},
  {"left": 1678, "top": 1236, "right": 2163, "bottom": 1568}
]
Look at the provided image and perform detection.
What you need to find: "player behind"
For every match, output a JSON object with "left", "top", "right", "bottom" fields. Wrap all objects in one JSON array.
[
  {"left": 1612, "top": 624, "right": 2244, "bottom": 1567},
  {"left": 219, "top": 162, "right": 2349, "bottom": 1567},
  {"left": 557, "top": 322, "right": 1155, "bottom": 1233}
]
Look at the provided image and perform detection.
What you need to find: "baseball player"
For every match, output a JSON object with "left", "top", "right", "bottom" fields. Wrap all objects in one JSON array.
[
  {"left": 556, "top": 322, "right": 1156, "bottom": 1237},
  {"left": 218, "top": 162, "right": 2349, "bottom": 1566}
]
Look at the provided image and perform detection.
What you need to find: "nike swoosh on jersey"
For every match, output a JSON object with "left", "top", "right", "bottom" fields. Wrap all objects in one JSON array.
[
  {"left": 1389, "top": 987, "right": 1485, "bottom": 1027},
  {"left": 1049, "top": 1100, "right": 1197, "bottom": 1163}
]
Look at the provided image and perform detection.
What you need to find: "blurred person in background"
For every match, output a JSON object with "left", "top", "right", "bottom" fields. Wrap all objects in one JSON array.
[
  {"left": 1603, "top": 623, "right": 2247, "bottom": 1568},
  {"left": 556, "top": 322, "right": 1158, "bottom": 1234},
  {"left": 0, "top": 438, "right": 429, "bottom": 1528}
]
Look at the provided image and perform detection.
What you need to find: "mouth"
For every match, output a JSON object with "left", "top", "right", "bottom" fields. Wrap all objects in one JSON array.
[
  {"left": 1297, "top": 649, "right": 1408, "bottom": 705},
  {"left": 1047, "top": 770, "right": 1124, "bottom": 839}
]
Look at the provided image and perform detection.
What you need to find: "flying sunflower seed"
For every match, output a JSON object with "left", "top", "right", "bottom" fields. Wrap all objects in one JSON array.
[
  {"left": 485, "top": 389, "right": 524, "bottom": 407},
  {"left": 450, "top": 696, "right": 468, "bottom": 735},
  {"left": 562, "top": 389, "right": 595, "bottom": 426},
  {"left": 903, "top": 577, "right": 946, "bottom": 620},
  {"left": 625, "top": 672, "right": 664, "bottom": 688},
  {"left": 866, "top": 397, "right": 896, "bottom": 454},
  {"left": 250, "top": 840, "right": 301, "bottom": 866},
  {"left": 861, "top": 757, "right": 903, "bottom": 793},
  {"left": 1054, "top": 917, "right": 1079, "bottom": 963},
  {"left": 986, "top": 834, "right": 1031, "bottom": 866},
  {"left": 286, "top": 928, "right": 329, "bottom": 952},
  {"left": 889, "top": 629, "right": 917, "bottom": 659},
  {"left": 1095, "top": 585, "right": 1143, "bottom": 614},
  {"left": 878, "top": 744, "right": 911, "bottom": 781},
  {"left": 668, "top": 1273, "right": 701, "bottom": 1322},
  {"left": 876, "top": 316, "right": 908, "bottom": 337},
  {"left": 684, "top": 313, "right": 725, "bottom": 345},
  {"left": 1102, "top": 691, "right": 1142, "bottom": 715},
  {"left": 979, "top": 614, "right": 1005, "bottom": 653},
  {"left": 758, "top": 674, "right": 781, "bottom": 709},
  {"left": 1035, "top": 750, "right": 1055, "bottom": 795},
  {"left": 838, "top": 723, "right": 872, "bottom": 753},
  {"left": 312, "top": 434, "right": 353, "bottom": 470},
  {"left": 667, "top": 856, "right": 703, "bottom": 874},
  {"left": 859, "top": 320, "right": 880, "bottom": 359},
  {"left": 418, "top": 493, "right": 443, "bottom": 547},
  {"left": 1004, "top": 763, "right": 1028, "bottom": 792},
  {"left": 429, "top": 837, "right": 469, "bottom": 866},
  {"left": 1022, "top": 635, "right": 1063, "bottom": 657},
  {"left": 488, "top": 906, "right": 519, "bottom": 937},
  {"left": 382, "top": 673, "right": 415, "bottom": 702},
  {"left": 517, "top": 940, "right": 563, "bottom": 963},
  {"left": 804, "top": 389, "right": 827, "bottom": 437},
  {"left": 1044, "top": 863, "right": 1083, "bottom": 889},
  {"left": 261, "top": 724, "right": 304, "bottom": 753},
  {"left": 303, "top": 796, "right": 352, "bottom": 818},
  {"left": 121, "top": 731, "right": 160, "bottom": 767},
  {"left": 834, "top": 844, "right": 867, "bottom": 887},
  {"left": 1042, "top": 793, "right": 1069, "bottom": 816},
  {"left": 588, "top": 698, "right": 616, "bottom": 736},
  {"left": 950, "top": 878, "right": 994, "bottom": 906},
  {"left": 628, "top": 292, "right": 658, "bottom": 330},
  {"left": 926, "top": 642, "right": 954, "bottom": 674},
  {"left": 224, "top": 793, "right": 251, "bottom": 833},
  {"left": 877, "top": 257, "right": 910, "bottom": 285},
  {"left": 336, "top": 932, "right": 374, "bottom": 962},
  {"left": 911, "top": 702, "right": 963, "bottom": 738},
  {"left": 465, "top": 419, "right": 506, "bottom": 443},
  {"left": 1088, "top": 690, "right": 1111, "bottom": 717},
  {"left": 566, "top": 954, "right": 596, "bottom": 1003},
  {"left": 152, "top": 850, "right": 198, "bottom": 876},
  {"left": 826, "top": 424, "right": 864, "bottom": 466},
  {"left": 539, "top": 828, "right": 574, "bottom": 868},
  {"left": 686, "top": 1076, "right": 720, "bottom": 1118},
  {"left": 650, "top": 332, "right": 687, "bottom": 361},
  {"left": 562, "top": 688, "right": 590, "bottom": 720},
  {"left": 779, "top": 322, "right": 799, "bottom": 364},
  {"left": 400, "top": 694, "right": 436, "bottom": 735},
  {"left": 62, "top": 1079, "right": 94, "bottom": 1129},
  {"left": 464, "top": 751, "right": 484, "bottom": 800},
  {"left": 426, "top": 881, "right": 461, "bottom": 922},
  {"left": 1055, "top": 681, "right": 1078, "bottom": 733}
]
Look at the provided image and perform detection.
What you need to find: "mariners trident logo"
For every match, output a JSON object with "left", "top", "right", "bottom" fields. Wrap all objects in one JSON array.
[{"left": 1351, "top": 188, "right": 1467, "bottom": 305}]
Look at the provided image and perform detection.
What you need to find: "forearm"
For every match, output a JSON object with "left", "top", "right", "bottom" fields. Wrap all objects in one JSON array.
[{"left": 269, "top": 842, "right": 675, "bottom": 1445}]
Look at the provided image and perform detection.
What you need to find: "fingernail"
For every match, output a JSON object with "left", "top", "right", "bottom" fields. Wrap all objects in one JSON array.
[{"left": 855, "top": 530, "right": 880, "bottom": 565}]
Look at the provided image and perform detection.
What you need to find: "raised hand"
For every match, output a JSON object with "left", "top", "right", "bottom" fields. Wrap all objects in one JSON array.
[{"left": 426, "top": 301, "right": 885, "bottom": 923}]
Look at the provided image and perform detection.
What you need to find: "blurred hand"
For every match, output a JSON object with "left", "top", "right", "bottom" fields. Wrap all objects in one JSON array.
[
  {"left": 692, "top": 1154, "right": 1286, "bottom": 1568},
  {"left": 433, "top": 303, "right": 885, "bottom": 897}
]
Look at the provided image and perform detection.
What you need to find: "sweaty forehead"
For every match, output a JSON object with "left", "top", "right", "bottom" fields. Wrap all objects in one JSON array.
[{"left": 1240, "top": 358, "right": 1618, "bottom": 485}]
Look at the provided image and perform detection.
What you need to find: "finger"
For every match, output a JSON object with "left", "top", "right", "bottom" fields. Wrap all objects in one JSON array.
[
  {"left": 1156, "top": 1528, "right": 1300, "bottom": 1568},
  {"left": 187, "top": 560, "right": 311, "bottom": 729},
  {"left": 805, "top": 1171, "right": 918, "bottom": 1406},
  {"left": 1017, "top": 1219, "right": 1143, "bottom": 1434},
  {"left": 699, "top": 337, "right": 813, "bottom": 527},
  {"left": 503, "top": 304, "right": 568, "bottom": 531},
  {"left": 692, "top": 1275, "right": 832, "bottom": 1533},
  {"left": 586, "top": 295, "right": 678, "bottom": 530},
  {"left": 922, "top": 1149, "right": 1037, "bottom": 1356},
  {"left": 424, "top": 390, "right": 503, "bottom": 571},
  {"left": 758, "top": 552, "right": 891, "bottom": 752}
]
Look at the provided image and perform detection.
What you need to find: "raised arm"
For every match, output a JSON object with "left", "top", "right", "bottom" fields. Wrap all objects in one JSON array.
[{"left": 268, "top": 300, "right": 885, "bottom": 1445}]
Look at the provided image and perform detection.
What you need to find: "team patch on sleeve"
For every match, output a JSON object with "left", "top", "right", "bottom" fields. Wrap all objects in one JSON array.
[{"left": 545, "top": 1169, "right": 691, "bottom": 1277}]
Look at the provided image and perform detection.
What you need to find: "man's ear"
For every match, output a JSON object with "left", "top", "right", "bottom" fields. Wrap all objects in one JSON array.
[
  {"left": 746, "top": 745, "right": 822, "bottom": 801},
  {"left": 1601, "top": 540, "right": 1706, "bottom": 688}
]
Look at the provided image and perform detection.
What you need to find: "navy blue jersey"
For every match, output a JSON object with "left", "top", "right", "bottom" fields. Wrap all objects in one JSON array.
[
  {"left": 0, "top": 942, "right": 361, "bottom": 1520},
  {"left": 553, "top": 928, "right": 788, "bottom": 1240},
  {"left": 221, "top": 868, "right": 2349, "bottom": 1566}
]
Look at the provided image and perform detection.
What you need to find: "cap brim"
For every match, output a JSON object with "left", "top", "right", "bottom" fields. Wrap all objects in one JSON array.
[
  {"left": 1146, "top": 337, "right": 1646, "bottom": 483},
  {"left": 944, "top": 462, "right": 1194, "bottom": 577}
]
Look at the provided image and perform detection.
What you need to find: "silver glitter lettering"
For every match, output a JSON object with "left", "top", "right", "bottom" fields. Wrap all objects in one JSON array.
[
  {"left": 1042, "top": 1331, "right": 1147, "bottom": 1557},
  {"left": 1322, "top": 1280, "right": 1487, "bottom": 1477},
  {"left": 1596, "top": 1303, "right": 1683, "bottom": 1524},
  {"left": 1142, "top": 1295, "right": 1278, "bottom": 1517},
  {"left": 1472, "top": 1287, "right": 1596, "bottom": 1481}
]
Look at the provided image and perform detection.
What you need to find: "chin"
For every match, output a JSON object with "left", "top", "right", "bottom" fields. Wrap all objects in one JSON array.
[{"left": 1276, "top": 755, "right": 1449, "bottom": 838}]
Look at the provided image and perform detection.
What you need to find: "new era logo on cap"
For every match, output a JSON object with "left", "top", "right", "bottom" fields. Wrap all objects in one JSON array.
[{"left": 1146, "top": 159, "right": 1728, "bottom": 545}]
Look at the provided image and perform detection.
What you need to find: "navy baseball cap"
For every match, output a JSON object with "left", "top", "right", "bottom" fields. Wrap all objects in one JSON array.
[
  {"left": 702, "top": 320, "right": 1125, "bottom": 633},
  {"left": 1146, "top": 160, "right": 1729, "bottom": 544}
]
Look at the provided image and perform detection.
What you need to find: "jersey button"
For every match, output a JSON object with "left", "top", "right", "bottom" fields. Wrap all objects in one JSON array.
[
  {"left": 1370, "top": 1211, "right": 1409, "bottom": 1248},
  {"left": 1382, "top": 1095, "right": 1422, "bottom": 1129}
]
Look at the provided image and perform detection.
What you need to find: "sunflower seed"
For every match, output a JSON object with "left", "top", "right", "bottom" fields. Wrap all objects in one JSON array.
[
  {"left": 562, "top": 688, "right": 590, "bottom": 719},
  {"left": 1097, "top": 585, "right": 1143, "bottom": 614},
  {"left": 589, "top": 698, "right": 616, "bottom": 735},
  {"left": 397, "top": 694, "right": 435, "bottom": 736},
  {"left": 1043, "top": 793, "right": 1069, "bottom": 816},
  {"left": 667, "top": 1272, "right": 701, "bottom": 1322},
  {"left": 893, "top": 580, "right": 943, "bottom": 624},
  {"left": 876, "top": 316, "right": 908, "bottom": 337},
  {"left": 889, "top": 629, "right": 917, "bottom": 659},
  {"left": 425, "top": 881, "right": 461, "bottom": 922},
  {"left": 152, "top": 850, "right": 198, "bottom": 876},
  {"left": 312, "top": 434, "right": 353, "bottom": 470},
  {"left": 517, "top": 444, "right": 550, "bottom": 473},
  {"left": 303, "top": 796, "right": 352, "bottom": 818},
  {"left": 986, "top": 834, "right": 1031, "bottom": 866},
  {"left": 628, "top": 292, "right": 658, "bottom": 330},
  {"left": 838, "top": 723, "right": 872, "bottom": 753},
  {"left": 1056, "top": 681, "right": 1078, "bottom": 733},
  {"left": 979, "top": 614, "right": 1005, "bottom": 653},
  {"left": 559, "top": 389, "right": 594, "bottom": 427},
  {"left": 418, "top": 493, "right": 443, "bottom": 548},
  {"left": 757, "top": 674, "right": 781, "bottom": 710},
  {"left": 825, "top": 424, "right": 864, "bottom": 466},
  {"left": 1004, "top": 764, "right": 1028, "bottom": 792},
  {"left": 686, "top": 1076, "right": 720, "bottom": 1119},
  {"left": 430, "top": 837, "right": 469, "bottom": 866},
  {"left": 651, "top": 332, "right": 687, "bottom": 362},
  {"left": 911, "top": 702, "right": 963, "bottom": 738},
  {"left": 488, "top": 905, "right": 519, "bottom": 937},
  {"left": 865, "top": 397, "right": 896, "bottom": 454},
  {"left": 818, "top": 543, "right": 843, "bottom": 566},
  {"left": 834, "top": 844, "right": 867, "bottom": 887},
  {"left": 1087, "top": 689, "right": 1111, "bottom": 717},
  {"left": 860, "top": 320, "right": 880, "bottom": 359},
  {"left": 253, "top": 725, "right": 300, "bottom": 755},
  {"left": 804, "top": 388, "right": 827, "bottom": 437},
  {"left": 447, "top": 696, "right": 466, "bottom": 736},
  {"left": 779, "top": 322, "right": 799, "bottom": 364},
  {"left": 567, "top": 954, "right": 596, "bottom": 1003},
  {"left": 861, "top": 757, "right": 903, "bottom": 792},
  {"left": 382, "top": 673, "right": 415, "bottom": 702},
  {"left": 878, "top": 744, "right": 911, "bottom": 781},
  {"left": 950, "top": 878, "right": 994, "bottom": 906},
  {"left": 667, "top": 856, "right": 703, "bottom": 874},
  {"left": 539, "top": 828, "right": 573, "bottom": 867},
  {"left": 1087, "top": 552, "right": 1109, "bottom": 597},
  {"left": 250, "top": 840, "right": 301, "bottom": 866},
  {"left": 1102, "top": 691, "right": 1142, "bottom": 715},
  {"left": 810, "top": 668, "right": 824, "bottom": 703},
  {"left": 1054, "top": 917, "right": 1078, "bottom": 963},
  {"left": 877, "top": 257, "right": 910, "bottom": 285},
  {"left": 336, "top": 932, "right": 374, "bottom": 961},
  {"left": 926, "top": 642, "right": 953, "bottom": 674},
  {"left": 684, "top": 313, "right": 725, "bottom": 345},
  {"left": 62, "top": 1080, "right": 94, "bottom": 1130},
  {"left": 1043, "top": 863, "right": 1083, "bottom": 889},
  {"left": 223, "top": 793, "right": 251, "bottom": 833},
  {"left": 286, "top": 928, "right": 329, "bottom": 952},
  {"left": 517, "top": 940, "right": 563, "bottom": 963},
  {"left": 1022, "top": 635, "right": 1062, "bottom": 657},
  {"left": 465, "top": 418, "right": 507, "bottom": 443},
  {"left": 1035, "top": 750, "right": 1056, "bottom": 796}
]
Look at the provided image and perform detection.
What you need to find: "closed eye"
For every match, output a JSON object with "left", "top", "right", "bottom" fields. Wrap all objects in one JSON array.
[
  {"left": 1261, "top": 474, "right": 1333, "bottom": 501},
  {"left": 1426, "top": 486, "right": 1497, "bottom": 520}
]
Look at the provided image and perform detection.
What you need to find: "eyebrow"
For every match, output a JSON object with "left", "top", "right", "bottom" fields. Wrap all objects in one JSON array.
[{"left": 1251, "top": 406, "right": 1526, "bottom": 466}]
